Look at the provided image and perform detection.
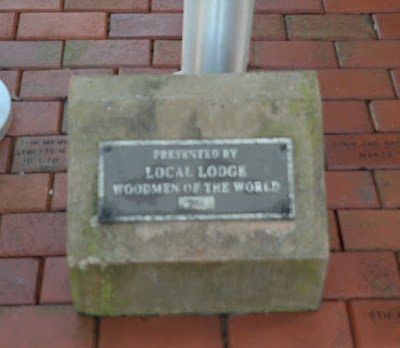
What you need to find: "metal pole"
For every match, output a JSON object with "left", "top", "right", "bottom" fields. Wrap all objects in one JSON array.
[{"left": 181, "top": 0, "right": 255, "bottom": 74}]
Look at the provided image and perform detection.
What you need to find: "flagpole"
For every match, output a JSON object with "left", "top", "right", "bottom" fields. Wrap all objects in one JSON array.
[{"left": 181, "top": 0, "right": 255, "bottom": 74}]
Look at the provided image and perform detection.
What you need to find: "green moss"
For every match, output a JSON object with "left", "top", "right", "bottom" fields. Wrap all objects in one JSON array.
[
  {"left": 266, "top": 305, "right": 318, "bottom": 313},
  {"left": 86, "top": 236, "right": 101, "bottom": 257},
  {"left": 99, "top": 268, "right": 115, "bottom": 315},
  {"left": 68, "top": 268, "right": 81, "bottom": 303},
  {"left": 69, "top": 266, "right": 117, "bottom": 316},
  {"left": 295, "top": 260, "right": 323, "bottom": 296},
  {"left": 64, "top": 42, "right": 89, "bottom": 65},
  {"left": 73, "top": 174, "right": 101, "bottom": 258}
]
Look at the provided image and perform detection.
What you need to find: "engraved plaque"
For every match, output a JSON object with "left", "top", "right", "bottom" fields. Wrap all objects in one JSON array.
[
  {"left": 98, "top": 139, "right": 295, "bottom": 222},
  {"left": 12, "top": 136, "right": 67, "bottom": 173}
]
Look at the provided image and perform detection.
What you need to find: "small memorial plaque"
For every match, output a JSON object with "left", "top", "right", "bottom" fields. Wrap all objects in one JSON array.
[
  {"left": 12, "top": 135, "right": 67, "bottom": 173},
  {"left": 98, "top": 139, "right": 295, "bottom": 222}
]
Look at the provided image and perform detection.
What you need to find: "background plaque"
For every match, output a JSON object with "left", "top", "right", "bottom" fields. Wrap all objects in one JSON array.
[{"left": 98, "top": 138, "right": 295, "bottom": 222}]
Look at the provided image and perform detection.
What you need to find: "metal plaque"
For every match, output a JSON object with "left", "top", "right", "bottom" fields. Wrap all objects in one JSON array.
[{"left": 98, "top": 139, "right": 295, "bottom": 222}]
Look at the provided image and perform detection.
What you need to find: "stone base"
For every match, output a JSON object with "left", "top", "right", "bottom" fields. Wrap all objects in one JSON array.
[{"left": 67, "top": 72, "right": 329, "bottom": 315}]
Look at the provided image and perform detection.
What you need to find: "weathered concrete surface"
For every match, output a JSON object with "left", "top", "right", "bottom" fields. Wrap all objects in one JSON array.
[{"left": 67, "top": 72, "right": 328, "bottom": 315}]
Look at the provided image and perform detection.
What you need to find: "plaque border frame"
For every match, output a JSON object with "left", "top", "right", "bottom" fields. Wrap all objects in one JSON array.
[{"left": 98, "top": 138, "right": 296, "bottom": 222}]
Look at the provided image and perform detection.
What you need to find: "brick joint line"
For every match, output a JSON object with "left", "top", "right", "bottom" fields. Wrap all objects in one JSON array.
[{"left": 34, "top": 257, "right": 44, "bottom": 304}]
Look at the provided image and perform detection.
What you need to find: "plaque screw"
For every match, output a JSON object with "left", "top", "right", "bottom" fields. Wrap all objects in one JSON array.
[
  {"left": 103, "top": 145, "right": 112, "bottom": 153},
  {"left": 102, "top": 208, "right": 111, "bottom": 218},
  {"left": 280, "top": 144, "right": 287, "bottom": 152},
  {"left": 281, "top": 206, "right": 290, "bottom": 215}
]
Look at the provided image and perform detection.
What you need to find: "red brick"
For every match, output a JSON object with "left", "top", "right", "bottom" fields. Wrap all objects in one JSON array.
[
  {"left": 370, "top": 100, "right": 400, "bottom": 132},
  {"left": 12, "top": 135, "right": 67, "bottom": 173},
  {"left": 0, "top": 174, "right": 50, "bottom": 213},
  {"left": 250, "top": 41, "right": 337, "bottom": 69},
  {"left": 0, "top": 70, "right": 19, "bottom": 96},
  {"left": 323, "top": 252, "right": 400, "bottom": 299},
  {"left": 0, "top": 137, "right": 12, "bottom": 173},
  {"left": 349, "top": 300, "right": 400, "bottom": 348},
  {"left": 0, "top": 13, "right": 17, "bottom": 39},
  {"left": 374, "top": 170, "right": 400, "bottom": 209},
  {"left": 64, "top": 0, "right": 149, "bottom": 12},
  {"left": 337, "top": 41, "right": 400, "bottom": 68},
  {"left": 18, "top": 13, "right": 107, "bottom": 40},
  {"left": 0, "top": 258, "right": 39, "bottom": 304},
  {"left": 119, "top": 67, "right": 178, "bottom": 74},
  {"left": 324, "top": 0, "right": 400, "bottom": 13},
  {"left": 153, "top": 40, "right": 181, "bottom": 68},
  {"left": 255, "top": 0, "right": 323, "bottom": 13},
  {"left": 0, "top": 305, "right": 95, "bottom": 348},
  {"left": 325, "top": 134, "right": 400, "bottom": 170},
  {"left": 64, "top": 40, "right": 151, "bottom": 68},
  {"left": 251, "top": 14, "right": 286, "bottom": 41},
  {"left": 109, "top": 14, "right": 285, "bottom": 41},
  {"left": 228, "top": 302, "right": 352, "bottom": 348},
  {"left": 325, "top": 171, "right": 380, "bottom": 209},
  {"left": 8, "top": 102, "right": 62, "bottom": 136},
  {"left": 40, "top": 257, "right": 71, "bottom": 304},
  {"left": 20, "top": 69, "right": 114, "bottom": 100},
  {"left": 99, "top": 315, "right": 223, "bottom": 348},
  {"left": 323, "top": 101, "right": 373, "bottom": 134},
  {"left": 286, "top": 15, "right": 376, "bottom": 40},
  {"left": 0, "top": 0, "right": 62, "bottom": 11},
  {"left": 374, "top": 14, "right": 400, "bottom": 40},
  {"left": 339, "top": 210, "right": 400, "bottom": 251},
  {"left": 51, "top": 172, "right": 67, "bottom": 211},
  {"left": 110, "top": 13, "right": 182, "bottom": 39},
  {"left": 318, "top": 70, "right": 395, "bottom": 100},
  {"left": 152, "top": 0, "right": 182, "bottom": 12},
  {"left": 0, "top": 212, "right": 66, "bottom": 256},
  {"left": 0, "top": 41, "right": 62, "bottom": 69},
  {"left": 328, "top": 211, "right": 341, "bottom": 251},
  {"left": 392, "top": 69, "right": 400, "bottom": 98}
]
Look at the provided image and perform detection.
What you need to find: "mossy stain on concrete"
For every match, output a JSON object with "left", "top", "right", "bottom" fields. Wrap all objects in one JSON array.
[{"left": 99, "top": 268, "right": 116, "bottom": 315}]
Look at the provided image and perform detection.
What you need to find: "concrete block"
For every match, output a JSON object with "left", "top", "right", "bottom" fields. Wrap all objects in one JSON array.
[{"left": 67, "top": 72, "right": 328, "bottom": 315}]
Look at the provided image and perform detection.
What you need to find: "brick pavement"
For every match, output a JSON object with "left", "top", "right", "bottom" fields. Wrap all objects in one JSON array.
[{"left": 0, "top": 1, "right": 400, "bottom": 347}]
